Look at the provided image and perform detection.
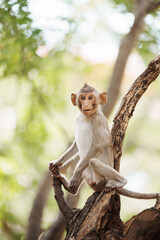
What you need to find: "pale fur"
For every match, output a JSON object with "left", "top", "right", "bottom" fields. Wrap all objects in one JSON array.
[
  {"left": 49, "top": 87, "right": 160, "bottom": 200},
  {"left": 49, "top": 87, "right": 127, "bottom": 193},
  {"left": 73, "top": 108, "right": 127, "bottom": 192}
]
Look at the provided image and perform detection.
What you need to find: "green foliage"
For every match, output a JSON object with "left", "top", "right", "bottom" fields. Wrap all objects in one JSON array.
[
  {"left": 0, "top": 1, "right": 71, "bottom": 239},
  {"left": 111, "top": 0, "right": 160, "bottom": 59},
  {"left": 137, "top": 14, "right": 160, "bottom": 61},
  {"left": 0, "top": 0, "right": 43, "bottom": 76}
]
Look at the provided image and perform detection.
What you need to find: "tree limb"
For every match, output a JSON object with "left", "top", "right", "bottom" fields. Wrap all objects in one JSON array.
[
  {"left": 112, "top": 55, "right": 160, "bottom": 172},
  {"left": 49, "top": 166, "right": 75, "bottom": 220},
  {"left": 41, "top": 155, "right": 81, "bottom": 240},
  {"left": 147, "top": 1, "right": 160, "bottom": 13}
]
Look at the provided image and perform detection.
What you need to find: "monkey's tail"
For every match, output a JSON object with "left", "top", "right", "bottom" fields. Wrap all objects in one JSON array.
[{"left": 117, "top": 188, "right": 160, "bottom": 199}]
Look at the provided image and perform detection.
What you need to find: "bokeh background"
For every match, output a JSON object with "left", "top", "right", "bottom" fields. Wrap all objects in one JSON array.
[{"left": 0, "top": 0, "right": 160, "bottom": 239}]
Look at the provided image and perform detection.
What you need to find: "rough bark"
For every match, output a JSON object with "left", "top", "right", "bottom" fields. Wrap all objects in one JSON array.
[
  {"left": 51, "top": 55, "right": 160, "bottom": 240},
  {"left": 124, "top": 205, "right": 160, "bottom": 240},
  {"left": 112, "top": 55, "right": 160, "bottom": 171},
  {"left": 102, "top": 0, "right": 160, "bottom": 118}
]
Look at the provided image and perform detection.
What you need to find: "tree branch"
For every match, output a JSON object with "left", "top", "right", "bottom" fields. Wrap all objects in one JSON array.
[
  {"left": 147, "top": 1, "right": 160, "bottom": 13},
  {"left": 112, "top": 55, "right": 160, "bottom": 172},
  {"left": 49, "top": 166, "right": 75, "bottom": 220}
]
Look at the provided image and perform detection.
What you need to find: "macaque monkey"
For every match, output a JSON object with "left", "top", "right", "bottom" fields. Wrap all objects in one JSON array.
[{"left": 49, "top": 83, "right": 127, "bottom": 194}]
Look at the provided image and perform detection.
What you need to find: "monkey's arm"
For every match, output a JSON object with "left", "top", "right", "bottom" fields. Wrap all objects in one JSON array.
[
  {"left": 49, "top": 140, "right": 78, "bottom": 168},
  {"left": 58, "top": 154, "right": 83, "bottom": 194},
  {"left": 59, "top": 154, "right": 79, "bottom": 174}
]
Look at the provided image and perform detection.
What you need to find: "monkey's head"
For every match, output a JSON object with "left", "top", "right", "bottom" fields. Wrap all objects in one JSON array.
[{"left": 71, "top": 83, "right": 107, "bottom": 116}]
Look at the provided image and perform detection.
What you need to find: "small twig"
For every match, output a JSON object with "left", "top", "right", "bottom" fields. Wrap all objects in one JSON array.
[{"left": 49, "top": 166, "right": 73, "bottom": 220}]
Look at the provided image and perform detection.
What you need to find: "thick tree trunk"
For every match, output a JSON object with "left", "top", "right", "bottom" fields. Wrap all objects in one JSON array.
[
  {"left": 51, "top": 55, "right": 160, "bottom": 240},
  {"left": 64, "top": 191, "right": 160, "bottom": 240}
]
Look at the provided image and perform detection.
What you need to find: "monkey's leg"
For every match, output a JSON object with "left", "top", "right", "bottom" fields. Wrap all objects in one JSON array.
[
  {"left": 90, "top": 158, "right": 127, "bottom": 189},
  {"left": 56, "top": 173, "right": 71, "bottom": 192}
]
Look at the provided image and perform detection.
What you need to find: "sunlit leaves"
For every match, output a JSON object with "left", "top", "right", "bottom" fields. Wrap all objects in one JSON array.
[{"left": 0, "top": 0, "right": 43, "bottom": 76}]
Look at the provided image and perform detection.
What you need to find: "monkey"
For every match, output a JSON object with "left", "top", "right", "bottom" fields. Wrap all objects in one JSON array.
[
  {"left": 49, "top": 83, "right": 160, "bottom": 202},
  {"left": 49, "top": 83, "right": 127, "bottom": 194}
]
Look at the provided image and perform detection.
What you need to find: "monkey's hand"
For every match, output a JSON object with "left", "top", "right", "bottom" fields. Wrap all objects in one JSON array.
[{"left": 49, "top": 160, "right": 63, "bottom": 172}]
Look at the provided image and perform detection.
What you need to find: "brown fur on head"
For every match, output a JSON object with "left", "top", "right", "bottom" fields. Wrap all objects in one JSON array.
[
  {"left": 79, "top": 83, "right": 95, "bottom": 93},
  {"left": 71, "top": 84, "right": 107, "bottom": 116}
]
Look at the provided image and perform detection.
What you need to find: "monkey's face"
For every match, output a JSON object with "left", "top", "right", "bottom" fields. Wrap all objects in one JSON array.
[
  {"left": 78, "top": 93, "right": 98, "bottom": 116},
  {"left": 71, "top": 85, "right": 107, "bottom": 116}
]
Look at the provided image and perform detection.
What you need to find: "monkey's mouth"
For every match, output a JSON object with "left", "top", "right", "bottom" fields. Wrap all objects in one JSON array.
[
  {"left": 83, "top": 109, "right": 93, "bottom": 113},
  {"left": 83, "top": 106, "right": 96, "bottom": 112},
  {"left": 83, "top": 109, "right": 91, "bottom": 112}
]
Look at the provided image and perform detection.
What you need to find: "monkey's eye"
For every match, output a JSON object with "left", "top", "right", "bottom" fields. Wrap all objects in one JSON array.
[
  {"left": 81, "top": 96, "right": 85, "bottom": 100},
  {"left": 88, "top": 95, "right": 93, "bottom": 100}
]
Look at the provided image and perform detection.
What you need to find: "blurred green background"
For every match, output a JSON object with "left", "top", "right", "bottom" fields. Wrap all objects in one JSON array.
[{"left": 0, "top": 0, "right": 160, "bottom": 239}]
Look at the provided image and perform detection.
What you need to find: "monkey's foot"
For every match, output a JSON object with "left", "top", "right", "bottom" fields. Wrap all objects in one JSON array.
[
  {"left": 105, "top": 180, "right": 117, "bottom": 193},
  {"left": 56, "top": 173, "right": 73, "bottom": 193},
  {"left": 70, "top": 180, "right": 78, "bottom": 194},
  {"left": 105, "top": 179, "right": 127, "bottom": 193},
  {"left": 105, "top": 186, "right": 116, "bottom": 193},
  {"left": 90, "top": 181, "right": 96, "bottom": 187}
]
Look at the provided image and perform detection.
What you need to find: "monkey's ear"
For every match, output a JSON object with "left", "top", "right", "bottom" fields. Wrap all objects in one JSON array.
[
  {"left": 99, "top": 92, "right": 107, "bottom": 105},
  {"left": 71, "top": 93, "right": 77, "bottom": 106}
]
